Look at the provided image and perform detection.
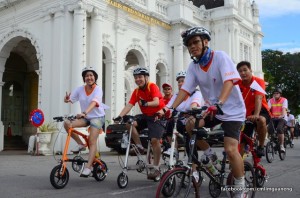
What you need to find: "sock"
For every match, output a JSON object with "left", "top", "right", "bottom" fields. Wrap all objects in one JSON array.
[
  {"left": 137, "top": 144, "right": 143, "bottom": 149},
  {"left": 193, "top": 171, "right": 199, "bottom": 182},
  {"left": 153, "top": 165, "right": 159, "bottom": 170},
  {"left": 234, "top": 176, "right": 245, "bottom": 188}
]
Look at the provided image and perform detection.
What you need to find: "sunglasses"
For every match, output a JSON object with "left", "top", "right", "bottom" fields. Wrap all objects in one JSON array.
[{"left": 164, "top": 88, "right": 171, "bottom": 90}]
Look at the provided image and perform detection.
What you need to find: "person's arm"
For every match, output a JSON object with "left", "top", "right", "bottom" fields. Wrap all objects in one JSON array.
[
  {"left": 118, "top": 104, "right": 134, "bottom": 117},
  {"left": 253, "top": 95, "right": 263, "bottom": 116},
  {"left": 140, "top": 97, "right": 159, "bottom": 107},
  {"left": 218, "top": 80, "right": 234, "bottom": 105},
  {"left": 81, "top": 101, "right": 97, "bottom": 116},
  {"left": 170, "top": 89, "right": 188, "bottom": 109}
]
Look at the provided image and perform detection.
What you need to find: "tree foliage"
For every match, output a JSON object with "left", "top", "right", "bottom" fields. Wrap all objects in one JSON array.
[{"left": 262, "top": 50, "right": 300, "bottom": 114}]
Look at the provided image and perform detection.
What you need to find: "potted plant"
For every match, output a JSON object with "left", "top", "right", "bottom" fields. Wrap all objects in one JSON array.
[{"left": 36, "top": 122, "right": 58, "bottom": 155}]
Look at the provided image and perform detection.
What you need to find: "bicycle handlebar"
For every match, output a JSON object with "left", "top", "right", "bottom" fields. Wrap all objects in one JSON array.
[{"left": 53, "top": 115, "right": 77, "bottom": 122}]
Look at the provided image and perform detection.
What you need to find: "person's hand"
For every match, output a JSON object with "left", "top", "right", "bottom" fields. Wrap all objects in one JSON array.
[
  {"left": 247, "top": 115, "right": 259, "bottom": 123},
  {"left": 113, "top": 116, "right": 123, "bottom": 123},
  {"left": 139, "top": 99, "right": 148, "bottom": 107},
  {"left": 64, "top": 92, "right": 71, "bottom": 103}
]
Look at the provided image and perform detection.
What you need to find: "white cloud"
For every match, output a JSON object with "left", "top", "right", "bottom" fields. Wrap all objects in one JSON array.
[{"left": 256, "top": 0, "right": 300, "bottom": 18}]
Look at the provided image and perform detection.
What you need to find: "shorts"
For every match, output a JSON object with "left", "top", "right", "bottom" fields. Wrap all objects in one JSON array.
[
  {"left": 165, "top": 118, "right": 186, "bottom": 136},
  {"left": 83, "top": 117, "right": 105, "bottom": 130},
  {"left": 135, "top": 114, "right": 165, "bottom": 139},
  {"left": 204, "top": 117, "right": 242, "bottom": 141},
  {"left": 243, "top": 108, "right": 271, "bottom": 138},
  {"left": 268, "top": 118, "right": 286, "bottom": 134}
]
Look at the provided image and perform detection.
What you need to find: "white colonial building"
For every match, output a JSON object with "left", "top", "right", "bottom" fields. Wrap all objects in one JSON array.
[{"left": 0, "top": 0, "right": 263, "bottom": 152}]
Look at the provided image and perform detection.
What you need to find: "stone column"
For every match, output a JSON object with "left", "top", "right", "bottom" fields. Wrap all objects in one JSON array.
[
  {"left": 71, "top": 8, "right": 86, "bottom": 114},
  {"left": 89, "top": 9, "right": 104, "bottom": 81},
  {"left": 0, "top": 81, "right": 4, "bottom": 151},
  {"left": 40, "top": 14, "right": 53, "bottom": 121},
  {"left": 173, "top": 43, "right": 183, "bottom": 86},
  {"left": 51, "top": 10, "right": 65, "bottom": 118}
]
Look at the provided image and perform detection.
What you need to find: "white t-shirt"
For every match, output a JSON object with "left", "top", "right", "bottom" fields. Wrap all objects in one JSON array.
[
  {"left": 286, "top": 114, "right": 295, "bottom": 127},
  {"left": 70, "top": 85, "right": 105, "bottom": 119},
  {"left": 166, "top": 90, "right": 204, "bottom": 112},
  {"left": 181, "top": 51, "right": 245, "bottom": 121}
]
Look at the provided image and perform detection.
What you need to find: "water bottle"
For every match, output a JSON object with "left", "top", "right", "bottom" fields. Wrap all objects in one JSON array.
[
  {"left": 201, "top": 155, "right": 219, "bottom": 175},
  {"left": 121, "top": 133, "right": 129, "bottom": 148},
  {"left": 210, "top": 152, "right": 222, "bottom": 171}
]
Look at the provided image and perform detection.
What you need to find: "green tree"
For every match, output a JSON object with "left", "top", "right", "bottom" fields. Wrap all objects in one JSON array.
[{"left": 262, "top": 50, "right": 300, "bottom": 114}]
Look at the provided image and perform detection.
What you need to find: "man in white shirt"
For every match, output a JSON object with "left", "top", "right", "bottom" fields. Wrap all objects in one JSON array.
[
  {"left": 166, "top": 26, "right": 246, "bottom": 197},
  {"left": 286, "top": 109, "right": 295, "bottom": 145}
]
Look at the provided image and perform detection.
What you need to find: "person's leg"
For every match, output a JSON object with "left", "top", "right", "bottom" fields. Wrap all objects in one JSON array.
[
  {"left": 64, "top": 119, "right": 88, "bottom": 152},
  {"left": 276, "top": 119, "right": 286, "bottom": 151},
  {"left": 151, "top": 138, "right": 161, "bottom": 166},
  {"left": 126, "top": 121, "right": 142, "bottom": 145},
  {"left": 290, "top": 127, "right": 295, "bottom": 144},
  {"left": 256, "top": 116, "right": 267, "bottom": 147}
]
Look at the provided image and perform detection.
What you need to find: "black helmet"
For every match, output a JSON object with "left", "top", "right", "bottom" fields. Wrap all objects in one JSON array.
[
  {"left": 273, "top": 87, "right": 282, "bottom": 94},
  {"left": 133, "top": 67, "right": 149, "bottom": 76},
  {"left": 82, "top": 66, "right": 98, "bottom": 81},
  {"left": 181, "top": 26, "right": 211, "bottom": 47}
]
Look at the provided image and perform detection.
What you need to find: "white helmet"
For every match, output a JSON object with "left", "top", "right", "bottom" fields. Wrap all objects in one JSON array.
[
  {"left": 181, "top": 26, "right": 211, "bottom": 46},
  {"left": 176, "top": 71, "right": 187, "bottom": 81},
  {"left": 82, "top": 66, "right": 98, "bottom": 81},
  {"left": 133, "top": 67, "right": 149, "bottom": 76}
]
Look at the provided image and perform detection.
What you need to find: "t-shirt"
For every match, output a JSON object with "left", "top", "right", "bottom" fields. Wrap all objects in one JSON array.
[
  {"left": 286, "top": 114, "right": 295, "bottom": 127},
  {"left": 163, "top": 96, "right": 172, "bottom": 105},
  {"left": 70, "top": 85, "right": 105, "bottom": 118},
  {"left": 181, "top": 51, "right": 245, "bottom": 121},
  {"left": 166, "top": 90, "right": 204, "bottom": 112},
  {"left": 237, "top": 76, "right": 271, "bottom": 117},
  {"left": 128, "top": 82, "right": 165, "bottom": 116}
]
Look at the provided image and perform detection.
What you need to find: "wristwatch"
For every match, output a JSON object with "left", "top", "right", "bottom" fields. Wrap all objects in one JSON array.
[
  {"left": 82, "top": 111, "right": 87, "bottom": 116},
  {"left": 216, "top": 100, "right": 223, "bottom": 107}
]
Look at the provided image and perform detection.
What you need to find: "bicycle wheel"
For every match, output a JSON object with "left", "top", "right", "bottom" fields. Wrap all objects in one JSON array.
[
  {"left": 226, "top": 161, "right": 256, "bottom": 198},
  {"left": 208, "top": 175, "right": 222, "bottom": 198},
  {"left": 265, "top": 141, "right": 274, "bottom": 163},
  {"left": 255, "top": 168, "right": 265, "bottom": 187},
  {"left": 50, "top": 164, "right": 69, "bottom": 189},
  {"left": 93, "top": 160, "right": 108, "bottom": 181},
  {"left": 156, "top": 167, "right": 198, "bottom": 198}
]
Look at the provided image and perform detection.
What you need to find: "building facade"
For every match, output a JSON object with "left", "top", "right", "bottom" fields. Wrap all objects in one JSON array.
[{"left": 0, "top": 0, "right": 263, "bottom": 152}]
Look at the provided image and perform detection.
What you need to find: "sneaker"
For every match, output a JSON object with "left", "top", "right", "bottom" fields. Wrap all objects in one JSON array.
[
  {"left": 71, "top": 144, "right": 86, "bottom": 153},
  {"left": 256, "top": 146, "right": 265, "bottom": 158},
  {"left": 192, "top": 171, "right": 201, "bottom": 188},
  {"left": 129, "top": 146, "right": 145, "bottom": 156},
  {"left": 232, "top": 189, "right": 247, "bottom": 198},
  {"left": 80, "top": 167, "right": 91, "bottom": 177},
  {"left": 280, "top": 145, "right": 286, "bottom": 153},
  {"left": 291, "top": 140, "right": 294, "bottom": 145},
  {"left": 147, "top": 169, "right": 160, "bottom": 180},
  {"left": 163, "top": 148, "right": 178, "bottom": 157}
]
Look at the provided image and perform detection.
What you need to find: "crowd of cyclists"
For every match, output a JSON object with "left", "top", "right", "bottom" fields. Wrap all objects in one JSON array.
[{"left": 63, "top": 26, "right": 296, "bottom": 197}]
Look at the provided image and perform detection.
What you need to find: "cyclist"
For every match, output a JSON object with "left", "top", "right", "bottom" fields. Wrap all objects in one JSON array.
[
  {"left": 164, "top": 70, "right": 220, "bottom": 183},
  {"left": 64, "top": 66, "right": 106, "bottom": 177},
  {"left": 162, "top": 83, "right": 173, "bottom": 105},
  {"left": 236, "top": 61, "right": 271, "bottom": 157},
  {"left": 114, "top": 67, "right": 165, "bottom": 180},
  {"left": 268, "top": 87, "right": 288, "bottom": 152},
  {"left": 165, "top": 26, "right": 246, "bottom": 197},
  {"left": 286, "top": 109, "right": 295, "bottom": 146}
]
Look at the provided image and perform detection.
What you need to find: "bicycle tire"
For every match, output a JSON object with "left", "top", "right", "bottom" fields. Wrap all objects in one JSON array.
[
  {"left": 279, "top": 147, "right": 286, "bottom": 160},
  {"left": 226, "top": 161, "right": 256, "bottom": 198},
  {"left": 50, "top": 164, "right": 69, "bottom": 189},
  {"left": 265, "top": 141, "right": 274, "bottom": 163},
  {"left": 155, "top": 167, "right": 198, "bottom": 198}
]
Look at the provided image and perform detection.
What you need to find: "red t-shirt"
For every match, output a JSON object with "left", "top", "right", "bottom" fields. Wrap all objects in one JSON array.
[
  {"left": 129, "top": 82, "right": 165, "bottom": 116},
  {"left": 163, "top": 96, "right": 172, "bottom": 105},
  {"left": 237, "top": 76, "right": 271, "bottom": 117}
]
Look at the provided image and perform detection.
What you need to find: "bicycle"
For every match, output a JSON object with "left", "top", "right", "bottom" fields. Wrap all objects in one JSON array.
[
  {"left": 116, "top": 115, "right": 184, "bottom": 189},
  {"left": 265, "top": 119, "right": 286, "bottom": 163},
  {"left": 239, "top": 121, "right": 268, "bottom": 187},
  {"left": 49, "top": 115, "right": 108, "bottom": 189},
  {"left": 156, "top": 107, "right": 256, "bottom": 198}
]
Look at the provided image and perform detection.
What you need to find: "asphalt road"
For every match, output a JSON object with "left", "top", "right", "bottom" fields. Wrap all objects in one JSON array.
[{"left": 0, "top": 139, "right": 299, "bottom": 198}]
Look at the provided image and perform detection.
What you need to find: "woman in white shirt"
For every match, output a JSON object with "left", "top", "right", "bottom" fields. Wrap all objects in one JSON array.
[{"left": 64, "top": 66, "right": 106, "bottom": 177}]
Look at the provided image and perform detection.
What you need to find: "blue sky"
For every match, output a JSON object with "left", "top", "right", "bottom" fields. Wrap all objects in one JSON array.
[{"left": 256, "top": 0, "right": 300, "bottom": 53}]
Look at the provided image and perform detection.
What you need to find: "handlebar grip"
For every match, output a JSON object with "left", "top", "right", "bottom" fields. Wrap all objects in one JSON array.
[{"left": 215, "top": 104, "right": 224, "bottom": 115}]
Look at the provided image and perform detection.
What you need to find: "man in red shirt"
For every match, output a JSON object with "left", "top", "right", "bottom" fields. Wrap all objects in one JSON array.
[
  {"left": 115, "top": 67, "right": 165, "bottom": 180},
  {"left": 162, "top": 83, "right": 173, "bottom": 105},
  {"left": 237, "top": 61, "right": 271, "bottom": 157}
]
